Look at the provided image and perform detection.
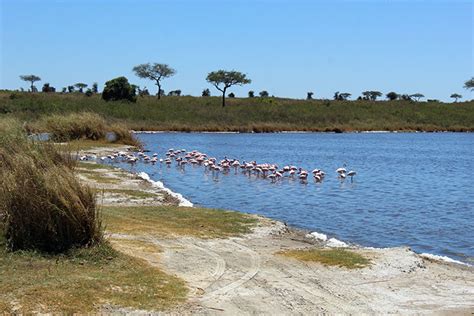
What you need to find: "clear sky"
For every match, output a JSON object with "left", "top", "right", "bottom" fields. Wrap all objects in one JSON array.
[{"left": 1, "top": 0, "right": 472, "bottom": 101}]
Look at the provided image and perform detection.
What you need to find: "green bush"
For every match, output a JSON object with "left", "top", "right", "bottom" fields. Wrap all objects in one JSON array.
[{"left": 102, "top": 76, "right": 136, "bottom": 102}]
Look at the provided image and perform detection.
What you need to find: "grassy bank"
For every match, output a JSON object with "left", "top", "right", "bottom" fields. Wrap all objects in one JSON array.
[
  {"left": 1, "top": 91, "right": 473, "bottom": 132},
  {"left": 0, "top": 229, "right": 187, "bottom": 313}
]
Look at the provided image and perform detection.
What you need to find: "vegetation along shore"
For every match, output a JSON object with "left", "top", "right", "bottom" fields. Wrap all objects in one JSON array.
[{"left": 1, "top": 91, "right": 474, "bottom": 133}]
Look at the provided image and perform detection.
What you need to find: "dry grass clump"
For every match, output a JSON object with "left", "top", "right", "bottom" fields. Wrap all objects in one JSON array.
[
  {"left": 27, "top": 112, "right": 141, "bottom": 147},
  {"left": 0, "top": 130, "right": 102, "bottom": 253}
]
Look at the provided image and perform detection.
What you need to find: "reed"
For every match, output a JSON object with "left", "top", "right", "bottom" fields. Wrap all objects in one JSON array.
[
  {"left": 0, "top": 129, "right": 102, "bottom": 253},
  {"left": 26, "top": 112, "right": 141, "bottom": 146}
]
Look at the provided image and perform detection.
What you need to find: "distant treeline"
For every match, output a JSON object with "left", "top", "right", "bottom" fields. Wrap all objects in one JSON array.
[{"left": 15, "top": 70, "right": 474, "bottom": 106}]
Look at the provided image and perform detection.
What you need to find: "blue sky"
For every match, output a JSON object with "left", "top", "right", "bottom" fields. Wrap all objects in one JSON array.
[{"left": 1, "top": 0, "right": 472, "bottom": 101}]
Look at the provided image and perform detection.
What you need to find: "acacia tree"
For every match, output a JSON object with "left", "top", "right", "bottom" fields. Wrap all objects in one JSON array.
[
  {"left": 464, "top": 77, "right": 474, "bottom": 91},
  {"left": 339, "top": 93, "right": 351, "bottom": 100},
  {"left": 450, "top": 93, "right": 462, "bottom": 102},
  {"left": 362, "top": 91, "right": 382, "bottom": 101},
  {"left": 410, "top": 93, "right": 424, "bottom": 102},
  {"left": 75, "top": 83, "right": 87, "bottom": 93},
  {"left": 20, "top": 74, "right": 41, "bottom": 92},
  {"left": 206, "top": 70, "right": 251, "bottom": 107},
  {"left": 133, "top": 63, "right": 176, "bottom": 99}
]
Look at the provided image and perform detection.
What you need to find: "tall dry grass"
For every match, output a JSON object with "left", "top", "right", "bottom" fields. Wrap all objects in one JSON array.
[
  {"left": 0, "top": 126, "right": 102, "bottom": 253},
  {"left": 27, "top": 112, "right": 141, "bottom": 146}
]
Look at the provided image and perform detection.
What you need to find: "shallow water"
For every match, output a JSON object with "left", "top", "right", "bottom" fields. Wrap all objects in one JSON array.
[{"left": 117, "top": 132, "right": 474, "bottom": 263}]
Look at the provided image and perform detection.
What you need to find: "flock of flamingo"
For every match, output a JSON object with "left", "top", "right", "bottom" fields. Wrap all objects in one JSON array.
[{"left": 82, "top": 148, "right": 357, "bottom": 183}]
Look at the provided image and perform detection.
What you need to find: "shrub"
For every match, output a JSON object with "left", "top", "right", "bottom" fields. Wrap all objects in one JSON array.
[
  {"left": 259, "top": 90, "right": 269, "bottom": 98},
  {"left": 85, "top": 88, "right": 93, "bottom": 97},
  {"left": 0, "top": 130, "right": 102, "bottom": 253},
  {"left": 202, "top": 88, "right": 210, "bottom": 97},
  {"left": 102, "top": 76, "right": 136, "bottom": 102}
]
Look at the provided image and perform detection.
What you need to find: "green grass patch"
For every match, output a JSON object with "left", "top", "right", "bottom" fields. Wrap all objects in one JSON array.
[
  {"left": 0, "top": 229, "right": 187, "bottom": 313},
  {"left": 82, "top": 173, "right": 121, "bottom": 184},
  {"left": 78, "top": 161, "right": 116, "bottom": 170},
  {"left": 97, "top": 188, "right": 157, "bottom": 199},
  {"left": 278, "top": 248, "right": 370, "bottom": 269},
  {"left": 103, "top": 206, "right": 258, "bottom": 238}
]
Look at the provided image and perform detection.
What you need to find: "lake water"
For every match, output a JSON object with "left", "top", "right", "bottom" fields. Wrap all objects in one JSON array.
[{"left": 117, "top": 132, "right": 474, "bottom": 263}]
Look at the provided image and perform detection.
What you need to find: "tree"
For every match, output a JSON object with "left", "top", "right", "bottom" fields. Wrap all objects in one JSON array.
[
  {"left": 400, "top": 94, "right": 412, "bottom": 101},
  {"left": 138, "top": 87, "right": 150, "bottom": 97},
  {"left": 333, "top": 91, "right": 340, "bottom": 100},
  {"left": 362, "top": 91, "right": 382, "bottom": 101},
  {"left": 92, "top": 82, "right": 98, "bottom": 93},
  {"left": 339, "top": 93, "right": 351, "bottom": 100},
  {"left": 450, "top": 93, "right": 462, "bottom": 102},
  {"left": 75, "top": 83, "right": 87, "bottom": 93},
  {"left": 20, "top": 74, "right": 41, "bottom": 92},
  {"left": 464, "top": 77, "right": 474, "bottom": 91},
  {"left": 259, "top": 90, "right": 269, "bottom": 98},
  {"left": 206, "top": 70, "right": 251, "bottom": 107},
  {"left": 42, "top": 83, "right": 55, "bottom": 93},
  {"left": 410, "top": 93, "right": 424, "bottom": 102},
  {"left": 67, "top": 86, "right": 75, "bottom": 93},
  {"left": 386, "top": 91, "right": 399, "bottom": 101},
  {"left": 133, "top": 63, "right": 176, "bottom": 99},
  {"left": 307, "top": 92, "right": 314, "bottom": 100},
  {"left": 248, "top": 90, "right": 255, "bottom": 98},
  {"left": 61, "top": 87, "right": 67, "bottom": 93},
  {"left": 85, "top": 89, "right": 93, "bottom": 97},
  {"left": 202, "top": 88, "right": 211, "bottom": 97},
  {"left": 168, "top": 90, "right": 182, "bottom": 96},
  {"left": 102, "top": 76, "right": 136, "bottom": 102}
]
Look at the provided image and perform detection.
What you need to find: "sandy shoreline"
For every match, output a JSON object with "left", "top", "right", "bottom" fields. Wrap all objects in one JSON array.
[{"left": 79, "top": 145, "right": 474, "bottom": 315}]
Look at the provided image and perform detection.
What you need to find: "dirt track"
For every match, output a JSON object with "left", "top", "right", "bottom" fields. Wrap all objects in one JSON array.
[{"left": 110, "top": 223, "right": 474, "bottom": 315}]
